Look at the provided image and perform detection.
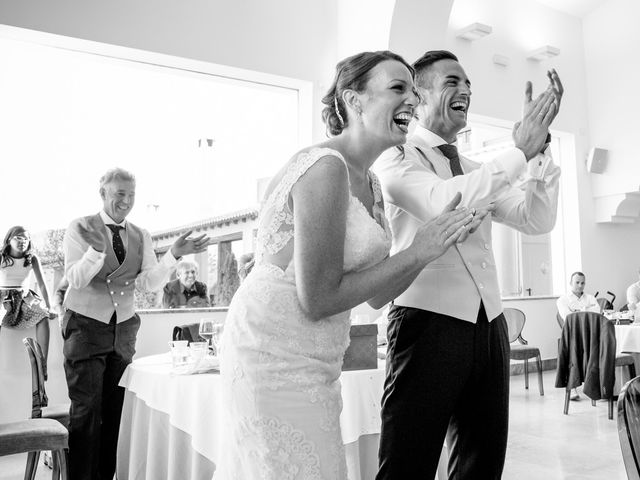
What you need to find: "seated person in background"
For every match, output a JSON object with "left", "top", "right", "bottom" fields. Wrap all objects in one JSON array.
[
  {"left": 557, "top": 271, "right": 600, "bottom": 321},
  {"left": 626, "top": 268, "right": 640, "bottom": 319},
  {"left": 162, "top": 259, "right": 210, "bottom": 308},
  {"left": 557, "top": 271, "right": 599, "bottom": 401}
]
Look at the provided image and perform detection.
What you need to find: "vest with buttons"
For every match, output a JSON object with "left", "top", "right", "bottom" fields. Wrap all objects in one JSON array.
[
  {"left": 65, "top": 214, "right": 144, "bottom": 323},
  {"left": 386, "top": 141, "right": 503, "bottom": 323}
]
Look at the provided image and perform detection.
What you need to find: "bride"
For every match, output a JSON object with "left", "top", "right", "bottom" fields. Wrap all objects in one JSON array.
[{"left": 214, "top": 50, "right": 484, "bottom": 479}]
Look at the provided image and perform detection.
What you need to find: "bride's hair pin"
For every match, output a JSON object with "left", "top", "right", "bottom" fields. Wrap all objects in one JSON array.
[{"left": 334, "top": 95, "right": 345, "bottom": 127}]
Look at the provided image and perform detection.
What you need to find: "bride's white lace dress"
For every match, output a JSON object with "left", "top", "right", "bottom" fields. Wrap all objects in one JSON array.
[{"left": 213, "top": 147, "right": 391, "bottom": 479}]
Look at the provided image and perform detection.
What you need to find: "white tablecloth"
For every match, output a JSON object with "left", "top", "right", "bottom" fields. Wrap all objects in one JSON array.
[
  {"left": 117, "top": 354, "right": 447, "bottom": 480},
  {"left": 117, "top": 355, "right": 436, "bottom": 480},
  {"left": 615, "top": 324, "right": 640, "bottom": 354}
]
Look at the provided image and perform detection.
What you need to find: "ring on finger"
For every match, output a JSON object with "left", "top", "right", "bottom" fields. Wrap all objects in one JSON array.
[{"left": 444, "top": 229, "right": 449, "bottom": 236}]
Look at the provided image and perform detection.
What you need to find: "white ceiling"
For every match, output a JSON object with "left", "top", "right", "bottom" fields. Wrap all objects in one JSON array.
[{"left": 534, "top": 0, "right": 610, "bottom": 18}]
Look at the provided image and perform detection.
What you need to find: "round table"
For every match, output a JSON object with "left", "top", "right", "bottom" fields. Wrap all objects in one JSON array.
[{"left": 116, "top": 354, "right": 404, "bottom": 480}]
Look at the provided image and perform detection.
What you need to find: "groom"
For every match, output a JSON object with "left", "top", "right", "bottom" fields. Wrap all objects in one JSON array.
[{"left": 373, "top": 50, "right": 563, "bottom": 478}]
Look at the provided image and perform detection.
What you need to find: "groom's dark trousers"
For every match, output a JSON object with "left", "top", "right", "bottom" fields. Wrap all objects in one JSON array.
[{"left": 376, "top": 302, "right": 510, "bottom": 480}]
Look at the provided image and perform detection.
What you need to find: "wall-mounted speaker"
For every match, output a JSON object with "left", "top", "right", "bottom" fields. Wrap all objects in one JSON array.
[{"left": 586, "top": 147, "right": 608, "bottom": 174}]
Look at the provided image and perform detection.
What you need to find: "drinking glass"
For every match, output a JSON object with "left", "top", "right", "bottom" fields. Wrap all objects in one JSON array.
[
  {"left": 168, "top": 340, "right": 189, "bottom": 368},
  {"left": 210, "top": 323, "right": 224, "bottom": 357},
  {"left": 199, "top": 319, "right": 214, "bottom": 352}
]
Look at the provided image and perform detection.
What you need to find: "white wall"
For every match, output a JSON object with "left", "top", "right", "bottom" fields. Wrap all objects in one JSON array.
[{"left": 581, "top": 0, "right": 640, "bottom": 303}]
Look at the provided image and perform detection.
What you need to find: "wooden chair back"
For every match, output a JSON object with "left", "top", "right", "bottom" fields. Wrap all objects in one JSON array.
[
  {"left": 22, "top": 337, "right": 48, "bottom": 418},
  {"left": 619, "top": 375, "right": 640, "bottom": 480}
]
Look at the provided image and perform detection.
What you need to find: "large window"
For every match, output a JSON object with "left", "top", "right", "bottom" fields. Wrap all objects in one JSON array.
[{"left": 0, "top": 30, "right": 311, "bottom": 307}]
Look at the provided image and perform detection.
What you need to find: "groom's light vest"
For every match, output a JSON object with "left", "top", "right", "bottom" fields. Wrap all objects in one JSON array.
[{"left": 65, "top": 214, "right": 144, "bottom": 323}]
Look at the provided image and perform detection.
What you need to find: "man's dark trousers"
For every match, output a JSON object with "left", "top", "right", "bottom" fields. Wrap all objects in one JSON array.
[
  {"left": 62, "top": 310, "right": 140, "bottom": 480},
  {"left": 376, "top": 303, "right": 510, "bottom": 480}
]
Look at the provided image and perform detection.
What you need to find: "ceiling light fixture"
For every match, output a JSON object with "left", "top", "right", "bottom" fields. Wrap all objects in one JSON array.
[
  {"left": 527, "top": 45, "right": 560, "bottom": 61},
  {"left": 456, "top": 23, "right": 492, "bottom": 41},
  {"left": 492, "top": 54, "right": 510, "bottom": 67}
]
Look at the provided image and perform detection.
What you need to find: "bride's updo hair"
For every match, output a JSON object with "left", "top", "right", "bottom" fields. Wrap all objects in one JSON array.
[{"left": 321, "top": 51, "right": 414, "bottom": 137}]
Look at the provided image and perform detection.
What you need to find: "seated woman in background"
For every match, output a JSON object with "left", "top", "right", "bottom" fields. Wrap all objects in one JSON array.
[{"left": 0, "top": 225, "right": 53, "bottom": 366}]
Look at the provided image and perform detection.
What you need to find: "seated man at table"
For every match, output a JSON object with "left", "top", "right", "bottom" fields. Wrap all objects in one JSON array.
[
  {"left": 557, "top": 271, "right": 600, "bottom": 401},
  {"left": 557, "top": 271, "right": 600, "bottom": 321},
  {"left": 626, "top": 268, "right": 640, "bottom": 320},
  {"left": 162, "top": 259, "right": 210, "bottom": 308}
]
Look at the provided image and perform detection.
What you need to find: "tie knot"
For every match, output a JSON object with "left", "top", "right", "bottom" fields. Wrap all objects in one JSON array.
[
  {"left": 106, "top": 224, "right": 124, "bottom": 234},
  {"left": 437, "top": 144, "right": 459, "bottom": 160}
]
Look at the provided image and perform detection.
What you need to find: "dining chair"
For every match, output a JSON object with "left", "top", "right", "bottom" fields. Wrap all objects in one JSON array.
[
  {"left": 618, "top": 375, "right": 640, "bottom": 480},
  {"left": 556, "top": 311, "right": 636, "bottom": 419},
  {"left": 0, "top": 418, "right": 69, "bottom": 480},
  {"left": 172, "top": 323, "right": 203, "bottom": 343},
  {"left": 597, "top": 297, "right": 613, "bottom": 312},
  {"left": 504, "top": 308, "right": 544, "bottom": 395},
  {"left": 23, "top": 337, "right": 70, "bottom": 476}
]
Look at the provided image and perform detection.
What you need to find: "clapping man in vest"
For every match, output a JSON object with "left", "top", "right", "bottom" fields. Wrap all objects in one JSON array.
[
  {"left": 62, "top": 167, "right": 210, "bottom": 480},
  {"left": 374, "top": 51, "right": 563, "bottom": 479}
]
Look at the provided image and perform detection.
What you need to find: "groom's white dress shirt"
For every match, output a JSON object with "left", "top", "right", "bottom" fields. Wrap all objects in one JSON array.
[{"left": 373, "top": 125, "right": 561, "bottom": 323}]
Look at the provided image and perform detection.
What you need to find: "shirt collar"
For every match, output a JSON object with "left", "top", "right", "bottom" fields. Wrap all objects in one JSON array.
[
  {"left": 182, "top": 283, "right": 198, "bottom": 294},
  {"left": 100, "top": 210, "right": 127, "bottom": 229},
  {"left": 413, "top": 125, "right": 451, "bottom": 149}
]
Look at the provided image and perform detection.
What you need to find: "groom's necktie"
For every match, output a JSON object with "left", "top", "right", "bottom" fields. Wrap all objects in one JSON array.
[
  {"left": 438, "top": 144, "right": 464, "bottom": 177},
  {"left": 106, "top": 224, "right": 126, "bottom": 264}
]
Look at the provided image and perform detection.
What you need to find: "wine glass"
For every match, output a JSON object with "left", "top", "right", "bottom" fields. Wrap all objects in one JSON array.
[
  {"left": 199, "top": 319, "right": 215, "bottom": 353},
  {"left": 210, "top": 323, "right": 224, "bottom": 357}
]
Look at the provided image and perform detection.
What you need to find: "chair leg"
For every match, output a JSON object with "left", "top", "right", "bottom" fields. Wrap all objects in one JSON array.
[
  {"left": 524, "top": 359, "right": 529, "bottom": 389},
  {"left": 24, "top": 451, "right": 40, "bottom": 480},
  {"left": 564, "top": 389, "right": 570, "bottom": 414},
  {"left": 629, "top": 362, "right": 637, "bottom": 380},
  {"left": 536, "top": 353, "right": 544, "bottom": 396},
  {"left": 53, "top": 449, "right": 69, "bottom": 480},
  {"left": 52, "top": 453, "right": 60, "bottom": 480},
  {"left": 608, "top": 397, "right": 614, "bottom": 420}
]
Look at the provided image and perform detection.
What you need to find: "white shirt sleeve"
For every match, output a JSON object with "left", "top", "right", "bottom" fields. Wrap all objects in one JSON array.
[
  {"left": 377, "top": 146, "right": 528, "bottom": 223},
  {"left": 64, "top": 219, "right": 107, "bottom": 289},
  {"left": 628, "top": 284, "right": 640, "bottom": 309},
  {"left": 556, "top": 295, "right": 571, "bottom": 320},
  {"left": 135, "top": 229, "right": 178, "bottom": 292},
  {"left": 584, "top": 294, "right": 601, "bottom": 313},
  {"left": 491, "top": 151, "right": 561, "bottom": 235}
]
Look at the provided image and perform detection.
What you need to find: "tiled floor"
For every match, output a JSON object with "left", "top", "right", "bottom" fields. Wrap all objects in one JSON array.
[
  {"left": 504, "top": 370, "right": 626, "bottom": 480},
  {"left": 0, "top": 370, "right": 628, "bottom": 479}
]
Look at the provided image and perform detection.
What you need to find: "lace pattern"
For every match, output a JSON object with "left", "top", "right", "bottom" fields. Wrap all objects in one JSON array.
[{"left": 214, "top": 147, "right": 389, "bottom": 480}]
